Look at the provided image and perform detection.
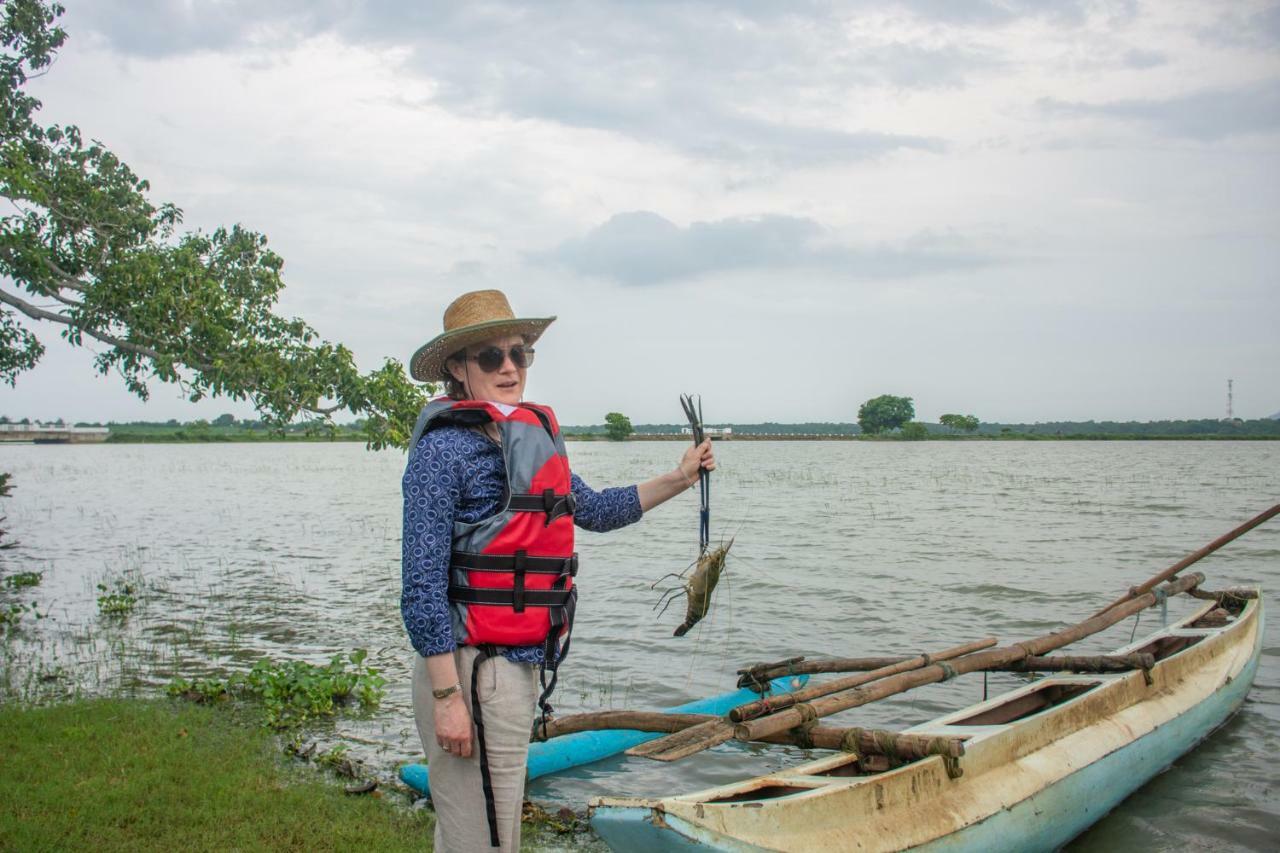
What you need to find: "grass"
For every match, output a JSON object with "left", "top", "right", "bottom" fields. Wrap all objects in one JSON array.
[{"left": 0, "top": 698, "right": 432, "bottom": 852}]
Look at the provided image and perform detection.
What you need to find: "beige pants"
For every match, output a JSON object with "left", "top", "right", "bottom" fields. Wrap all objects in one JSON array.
[{"left": 413, "top": 648, "right": 539, "bottom": 852}]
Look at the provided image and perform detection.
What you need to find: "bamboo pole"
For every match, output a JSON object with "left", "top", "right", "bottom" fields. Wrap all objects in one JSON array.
[
  {"left": 730, "top": 637, "right": 998, "bottom": 723},
  {"left": 536, "top": 711, "right": 709, "bottom": 739},
  {"left": 738, "top": 652, "right": 1155, "bottom": 684},
  {"left": 533, "top": 711, "right": 963, "bottom": 761},
  {"left": 1004, "top": 652, "right": 1155, "bottom": 673},
  {"left": 732, "top": 574, "right": 1202, "bottom": 747},
  {"left": 628, "top": 637, "right": 996, "bottom": 761},
  {"left": 738, "top": 657, "right": 928, "bottom": 688},
  {"left": 1091, "top": 503, "right": 1278, "bottom": 618}
]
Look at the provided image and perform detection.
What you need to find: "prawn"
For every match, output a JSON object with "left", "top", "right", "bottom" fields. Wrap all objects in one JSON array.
[
  {"left": 653, "top": 393, "right": 730, "bottom": 636},
  {"left": 652, "top": 537, "right": 734, "bottom": 636}
]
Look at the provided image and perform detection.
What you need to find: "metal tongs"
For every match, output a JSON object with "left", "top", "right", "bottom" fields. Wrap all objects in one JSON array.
[{"left": 680, "top": 393, "right": 710, "bottom": 554}]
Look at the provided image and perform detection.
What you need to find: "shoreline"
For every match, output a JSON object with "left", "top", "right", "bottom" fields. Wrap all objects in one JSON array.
[{"left": 0, "top": 433, "right": 1270, "bottom": 445}]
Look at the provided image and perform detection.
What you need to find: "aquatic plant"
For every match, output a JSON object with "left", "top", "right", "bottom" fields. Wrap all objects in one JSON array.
[
  {"left": 168, "top": 649, "right": 386, "bottom": 729},
  {"left": 3, "top": 571, "right": 42, "bottom": 589},
  {"left": 96, "top": 580, "right": 138, "bottom": 616},
  {"left": 0, "top": 600, "right": 43, "bottom": 633}
]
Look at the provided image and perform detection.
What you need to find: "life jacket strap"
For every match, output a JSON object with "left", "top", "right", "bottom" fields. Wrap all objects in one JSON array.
[
  {"left": 450, "top": 551, "right": 578, "bottom": 577},
  {"left": 447, "top": 586, "right": 576, "bottom": 607},
  {"left": 534, "top": 565, "right": 577, "bottom": 739},
  {"left": 506, "top": 489, "right": 576, "bottom": 525},
  {"left": 469, "top": 643, "right": 502, "bottom": 848}
]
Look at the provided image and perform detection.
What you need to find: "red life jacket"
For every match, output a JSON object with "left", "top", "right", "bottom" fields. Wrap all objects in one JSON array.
[{"left": 409, "top": 397, "right": 577, "bottom": 650}]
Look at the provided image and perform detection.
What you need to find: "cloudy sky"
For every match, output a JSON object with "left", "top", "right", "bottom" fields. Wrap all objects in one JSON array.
[{"left": 6, "top": 0, "right": 1279, "bottom": 425}]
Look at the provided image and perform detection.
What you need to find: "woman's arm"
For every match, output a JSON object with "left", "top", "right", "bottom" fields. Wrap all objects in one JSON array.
[
  {"left": 571, "top": 438, "right": 715, "bottom": 528},
  {"left": 637, "top": 438, "right": 716, "bottom": 512},
  {"left": 402, "top": 430, "right": 473, "bottom": 757}
]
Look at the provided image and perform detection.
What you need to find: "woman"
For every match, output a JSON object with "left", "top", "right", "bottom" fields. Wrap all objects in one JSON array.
[{"left": 402, "top": 289, "right": 714, "bottom": 852}]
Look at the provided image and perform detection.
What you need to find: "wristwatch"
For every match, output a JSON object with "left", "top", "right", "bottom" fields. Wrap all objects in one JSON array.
[{"left": 432, "top": 682, "right": 462, "bottom": 700}]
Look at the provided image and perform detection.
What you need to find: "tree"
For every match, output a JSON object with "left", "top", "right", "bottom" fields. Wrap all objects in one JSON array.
[
  {"left": 603, "top": 412, "right": 633, "bottom": 441},
  {"left": 899, "top": 422, "right": 928, "bottom": 440},
  {"left": 857, "top": 394, "right": 914, "bottom": 435},
  {"left": 0, "top": 2, "right": 427, "bottom": 450},
  {"left": 939, "top": 413, "right": 979, "bottom": 433},
  {"left": 211, "top": 413, "right": 236, "bottom": 427}
]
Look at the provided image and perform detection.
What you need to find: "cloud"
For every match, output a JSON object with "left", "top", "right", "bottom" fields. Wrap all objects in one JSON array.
[
  {"left": 68, "top": 1, "right": 988, "bottom": 165},
  {"left": 1039, "top": 80, "right": 1280, "bottom": 141},
  {"left": 540, "top": 211, "right": 990, "bottom": 285},
  {"left": 1199, "top": 2, "right": 1280, "bottom": 50},
  {"left": 1120, "top": 48, "right": 1167, "bottom": 69},
  {"left": 70, "top": 0, "right": 334, "bottom": 57}
]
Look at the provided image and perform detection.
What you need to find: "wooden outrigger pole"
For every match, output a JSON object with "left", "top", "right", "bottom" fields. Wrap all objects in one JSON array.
[
  {"left": 1090, "top": 502, "right": 1279, "bottom": 617},
  {"left": 735, "top": 652, "right": 1157, "bottom": 687}
]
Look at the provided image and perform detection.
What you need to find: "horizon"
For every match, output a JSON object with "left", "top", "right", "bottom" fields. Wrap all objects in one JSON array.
[{"left": 7, "top": 412, "right": 1279, "bottom": 429}]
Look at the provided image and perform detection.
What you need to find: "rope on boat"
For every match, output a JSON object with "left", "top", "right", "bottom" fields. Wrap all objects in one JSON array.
[
  {"left": 838, "top": 729, "right": 861, "bottom": 760},
  {"left": 937, "top": 662, "right": 958, "bottom": 681}
]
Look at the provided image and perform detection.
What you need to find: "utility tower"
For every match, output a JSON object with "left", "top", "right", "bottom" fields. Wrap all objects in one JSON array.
[{"left": 1226, "top": 378, "right": 1234, "bottom": 420}]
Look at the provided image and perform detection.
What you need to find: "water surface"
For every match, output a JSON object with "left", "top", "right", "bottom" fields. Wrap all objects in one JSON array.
[{"left": 1, "top": 440, "right": 1276, "bottom": 850}]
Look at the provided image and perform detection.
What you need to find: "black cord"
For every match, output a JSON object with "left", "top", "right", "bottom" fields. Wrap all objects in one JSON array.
[{"left": 680, "top": 394, "right": 711, "bottom": 553}]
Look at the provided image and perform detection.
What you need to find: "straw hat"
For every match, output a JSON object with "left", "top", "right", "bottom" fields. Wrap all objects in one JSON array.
[{"left": 409, "top": 289, "right": 556, "bottom": 382}]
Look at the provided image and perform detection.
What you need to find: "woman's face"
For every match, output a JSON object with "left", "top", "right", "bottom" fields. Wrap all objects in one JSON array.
[{"left": 448, "top": 334, "right": 528, "bottom": 405}]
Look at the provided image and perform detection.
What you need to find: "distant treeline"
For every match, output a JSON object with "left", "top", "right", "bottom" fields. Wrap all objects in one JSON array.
[
  {"left": 89, "top": 417, "right": 367, "bottom": 442},
  {"left": 566, "top": 418, "right": 1280, "bottom": 438},
  {"left": 563, "top": 421, "right": 860, "bottom": 436},
  {"left": 971, "top": 419, "right": 1280, "bottom": 437}
]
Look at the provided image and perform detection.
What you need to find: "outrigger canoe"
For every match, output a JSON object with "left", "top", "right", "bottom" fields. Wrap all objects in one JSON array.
[
  {"left": 587, "top": 584, "right": 1263, "bottom": 851},
  {"left": 575, "top": 504, "right": 1279, "bottom": 852}
]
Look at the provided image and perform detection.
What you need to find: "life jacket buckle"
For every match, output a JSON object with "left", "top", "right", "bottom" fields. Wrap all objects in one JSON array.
[{"left": 541, "top": 488, "right": 576, "bottom": 526}]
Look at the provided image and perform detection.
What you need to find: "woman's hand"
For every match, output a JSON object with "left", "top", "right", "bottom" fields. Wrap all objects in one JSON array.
[
  {"left": 638, "top": 439, "right": 718, "bottom": 512},
  {"left": 435, "top": 693, "right": 473, "bottom": 758},
  {"left": 678, "top": 438, "right": 716, "bottom": 487}
]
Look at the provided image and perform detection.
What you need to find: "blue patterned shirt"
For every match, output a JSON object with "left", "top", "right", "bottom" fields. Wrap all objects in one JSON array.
[{"left": 402, "top": 424, "right": 642, "bottom": 664}]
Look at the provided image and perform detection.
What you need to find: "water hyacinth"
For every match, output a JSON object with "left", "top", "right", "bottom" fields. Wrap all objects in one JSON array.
[{"left": 168, "top": 649, "right": 386, "bottom": 729}]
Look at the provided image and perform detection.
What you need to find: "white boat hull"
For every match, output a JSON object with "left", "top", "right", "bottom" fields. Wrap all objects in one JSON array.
[{"left": 590, "top": 593, "right": 1263, "bottom": 852}]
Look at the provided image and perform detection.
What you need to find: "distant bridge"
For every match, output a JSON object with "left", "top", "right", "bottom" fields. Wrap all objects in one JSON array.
[{"left": 0, "top": 424, "right": 109, "bottom": 443}]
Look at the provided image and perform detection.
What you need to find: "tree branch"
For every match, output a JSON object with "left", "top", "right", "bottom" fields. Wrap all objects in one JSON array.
[
  {"left": 37, "top": 254, "right": 88, "bottom": 291},
  {"left": 1, "top": 285, "right": 347, "bottom": 421},
  {"left": 0, "top": 284, "right": 168, "bottom": 363},
  {"left": 43, "top": 287, "right": 80, "bottom": 308}
]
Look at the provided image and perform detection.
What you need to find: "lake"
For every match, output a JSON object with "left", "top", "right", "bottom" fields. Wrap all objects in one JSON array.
[{"left": 1, "top": 440, "right": 1276, "bottom": 851}]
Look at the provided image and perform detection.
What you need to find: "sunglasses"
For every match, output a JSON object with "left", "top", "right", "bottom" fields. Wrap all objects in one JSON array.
[{"left": 460, "top": 344, "right": 535, "bottom": 372}]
